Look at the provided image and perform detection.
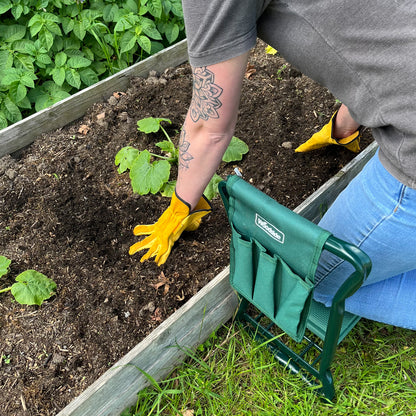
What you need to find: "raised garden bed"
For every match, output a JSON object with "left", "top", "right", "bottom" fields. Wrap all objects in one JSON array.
[{"left": 0, "top": 39, "right": 375, "bottom": 416}]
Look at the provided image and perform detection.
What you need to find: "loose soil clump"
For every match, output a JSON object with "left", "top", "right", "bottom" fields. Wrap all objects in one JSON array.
[{"left": 0, "top": 40, "right": 372, "bottom": 415}]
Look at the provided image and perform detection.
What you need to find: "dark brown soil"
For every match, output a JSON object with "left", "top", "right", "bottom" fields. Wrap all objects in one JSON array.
[{"left": 0, "top": 40, "right": 372, "bottom": 415}]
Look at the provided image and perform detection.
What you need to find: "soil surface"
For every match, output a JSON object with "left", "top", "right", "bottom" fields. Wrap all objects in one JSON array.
[{"left": 0, "top": 40, "right": 373, "bottom": 415}]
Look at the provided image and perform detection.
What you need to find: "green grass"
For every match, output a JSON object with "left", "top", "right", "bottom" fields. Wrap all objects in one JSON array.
[{"left": 122, "top": 320, "right": 416, "bottom": 416}]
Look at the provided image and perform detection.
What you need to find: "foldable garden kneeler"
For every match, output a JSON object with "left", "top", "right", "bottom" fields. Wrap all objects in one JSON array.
[{"left": 219, "top": 175, "right": 371, "bottom": 400}]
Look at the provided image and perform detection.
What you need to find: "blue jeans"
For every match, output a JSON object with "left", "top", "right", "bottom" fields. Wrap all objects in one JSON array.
[{"left": 314, "top": 151, "right": 416, "bottom": 329}]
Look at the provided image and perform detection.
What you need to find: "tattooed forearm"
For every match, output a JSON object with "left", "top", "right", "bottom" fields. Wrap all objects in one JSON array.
[
  {"left": 190, "top": 67, "right": 223, "bottom": 122},
  {"left": 178, "top": 127, "right": 194, "bottom": 170}
]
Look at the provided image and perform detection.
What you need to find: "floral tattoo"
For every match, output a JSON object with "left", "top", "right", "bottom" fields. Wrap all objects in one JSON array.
[
  {"left": 190, "top": 67, "right": 223, "bottom": 122},
  {"left": 178, "top": 127, "right": 194, "bottom": 170}
]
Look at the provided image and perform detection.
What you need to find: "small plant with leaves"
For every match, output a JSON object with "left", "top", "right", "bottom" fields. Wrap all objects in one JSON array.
[
  {"left": 115, "top": 116, "right": 249, "bottom": 200},
  {"left": 0, "top": 256, "right": 56, "bottom": 306}
]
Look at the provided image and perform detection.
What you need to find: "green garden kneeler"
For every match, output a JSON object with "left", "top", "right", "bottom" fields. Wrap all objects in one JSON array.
[{"left": 218, "top": 175, "right": 372, "bottom": 400}]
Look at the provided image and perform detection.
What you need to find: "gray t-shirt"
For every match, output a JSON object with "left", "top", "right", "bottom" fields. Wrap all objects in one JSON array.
[{"left": 182, "top": 0, "right": 416, "bottom": 189}]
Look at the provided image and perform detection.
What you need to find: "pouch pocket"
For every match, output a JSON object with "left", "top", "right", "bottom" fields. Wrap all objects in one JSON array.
[{"left": 230, "top": 224, "right": 314, "bottom": 342}]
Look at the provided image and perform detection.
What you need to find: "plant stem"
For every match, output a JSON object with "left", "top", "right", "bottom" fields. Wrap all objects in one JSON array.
[
  {"left": 160, "top": 126, "right": 173, "bottom": 144},
  {"left": 0, "top": 286, "right": 12, "bottom": 294},
  {"left": 149, "top": 152, "right": 176, "bottom": 163}
]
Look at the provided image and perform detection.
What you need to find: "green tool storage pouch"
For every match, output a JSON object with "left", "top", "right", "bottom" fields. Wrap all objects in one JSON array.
[{"left": 219, "top": 176, "right": 331, "bottom": 342}]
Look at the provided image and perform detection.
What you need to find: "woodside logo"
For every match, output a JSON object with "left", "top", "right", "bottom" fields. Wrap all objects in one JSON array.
[{"left": 255, "top": 214, "right": 285, "bottom": 244}]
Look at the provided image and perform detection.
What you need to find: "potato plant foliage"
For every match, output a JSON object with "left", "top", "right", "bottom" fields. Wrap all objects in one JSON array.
[
  {"left": 115, "top": 117, "right": 249, "bottom": 200},
  {"left": 0, "top": 0, "right": 185, "bottom": 129}
]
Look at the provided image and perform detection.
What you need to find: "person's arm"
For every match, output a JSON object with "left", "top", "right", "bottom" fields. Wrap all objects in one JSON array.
[
  {"left": 176, "top": 52, "right": 250, "bottom": 208},
  {"left": 295, "top": 103, "right": 362, "bottom": 153},
  {"left": 332, "top": 104, "right": 360, "bottom": 139},
  {"left": 129, "top": 53, "right": 250, "bottom": 265}
]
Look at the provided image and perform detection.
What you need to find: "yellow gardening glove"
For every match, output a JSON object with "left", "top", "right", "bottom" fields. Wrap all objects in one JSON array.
[
  {"left": 129, "top": 191, "right": 212, "bottom": 266},
  {"left": 295, "top": 110, "right": 361, "bottom": 153}
]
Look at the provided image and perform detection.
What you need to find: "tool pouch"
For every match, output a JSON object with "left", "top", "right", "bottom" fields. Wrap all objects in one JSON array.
[{"left": 219, "top": 176, "right": 331, "bottom": 342}]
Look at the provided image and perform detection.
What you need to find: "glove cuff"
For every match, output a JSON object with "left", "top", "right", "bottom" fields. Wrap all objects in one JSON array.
[
  {"left": 331, "top": 109, "right": 362, "bottom": 144},
  {"left": 174, "top": 190, "right": 212, "bottom": 214}
]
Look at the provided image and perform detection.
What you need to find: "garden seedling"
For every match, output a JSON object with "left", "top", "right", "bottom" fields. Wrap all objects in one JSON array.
[
  {"left": 115, "top": 117, "right": 249, "bottom": 200},
  {"left": 0, "top": 256, "right": 56, "bottom": 306}
]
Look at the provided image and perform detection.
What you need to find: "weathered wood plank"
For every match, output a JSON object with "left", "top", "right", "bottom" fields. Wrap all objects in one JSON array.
[
  {"left": 0, "top": 39, "right": 188, "bottom": 158},
  {"left": 294, "top": 141, "right": 378, "bottom": 222},
  {"left": 56, "top": 267, "right": 238, "bottom": 416}
]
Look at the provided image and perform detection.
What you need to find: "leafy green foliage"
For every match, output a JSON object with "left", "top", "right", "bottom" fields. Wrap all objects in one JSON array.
[
  {"left": 222, "top": 136, "right": 249, "bottom": 162},
  {"left": 0, "top": 256, "right": 56, "bottom": 306},
  {"left": 0, "top": 0, "right": 185, "bottom": 129},
  {"left": 203, "top": 173, "right": 224, "bottom": 201},
  {"left": 137, "top": 116, "right": 171, "bottom": 133},
  {"left": 115, "top": 117, "right": 249, "bottom": 200},
  {"left": 130, "top": 149, "right": 171, "bottom": 195},
  {"left": 0, "top": 256, "right": 11, "bottom": 278},
  {"left": 11, "top": 270, "right": 57, "bottom": 306}
]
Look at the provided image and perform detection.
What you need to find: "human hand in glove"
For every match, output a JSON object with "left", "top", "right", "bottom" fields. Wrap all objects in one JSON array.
[
  {"left": 295, "top": 109, "right": 362, "bottom": 153},
  {"left": 129, "top": 191, "right": 212, "bottom": 266}
]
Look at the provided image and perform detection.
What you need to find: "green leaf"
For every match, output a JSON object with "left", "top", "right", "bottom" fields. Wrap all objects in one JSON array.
[
  {"left": 61, "top": 17, "right": 75, "bottom": 34},
  {"left": 139, "top": 16, "right": 163, "bottom": 40},
  {"left": 0, "top": 0, "right": 12, "bottom": 14},
  {"left": 3, "top": 96, "right": 22, "bottom": 123},
  {"left": 155, "top": 140, "right": 175, "bottom": 154},
  {"left": 65, "top": 68, "right": 81, "bottom": 89},
  {"left": 138, "top": 35, "right": 152, "bottom": 54},
  {"left": 21, "top": 72, "right": 37, "bottom": 88},
  {"left": 0, "top": 51, "right": 13, "bottom": 70},
  {"left": 1, "top": 68, "right": 20, "bottom": 86},
  {"left": 137, "top": 117, "right": 171, "bottom": 134},
  {"left": 114, "top": 14, "right": 137, "bottom": 32},
  {"left": 0, "top": 112, "right": 7, "bottom": 129},
  {"left": 103, "top": 4, "right": 119, "bottom": 22},
  {"left": 28, "top": 15, "right": 43, "bottom": 36},
  {"left": 55, "top": 51, "right": 67, "bottom": 67},
  {"left": 160, "top": 180, "right": 176, "bottom": 197},
  {"left": 14, "top": 53, "right": 35, "bottom": 71},
  {"left": 16, "top": 95, "right": 31, "bottom": 110},
  {"left": 9, "top": 82, "right": 27, "bottom": 103},
  {"left": 32, "top": 86, "right": 70, "bottom": 111},
  {"left": 67, "top": 56, "right": 92, "bottom": 69},
  {"left": 0, "top": 24, "right": 26, "bottom": 42},
  {"left": 123, "top": 0, "right": 138, "bottom": 14},
  {"left": 170, "top": 0, "right": 183, "bottom": 18},
  {"left": 11, "top": 4, "right": 23, "bottom": 19},
  {"left": 11, "top": 270, "right": 56, "bottom": 306},
  {"left": 204, "top": 174, "right": 223, "bottom": 200},
  {"left": 42, "top": 12, "right": 60, "bottom": 24},
  {"left": 45, "top": 21, "right": 62, "bottom": 37},
  {"left": 36, "top": 53, "right": 53, "bottom": 66},
  {"left": 130, "top": 150, "right": 170, "bottom": 194},
  {"left": 146, "top": 0, "right": 162, "bottom": 18},
  {"left": 0, "top": 256, "right": 11, "bottom": 278},
  {"left": 115, "top": 146, "right": 139, "bottom": 173},
  {"left": 73, "top": 20, "right": 87, "bottom": 40},
  {"left": 79, "top": 68, "right": 99, "bottom": 86},
  {"left": 38, "top": 27, "right": 54, "bottom": 50},
  {"left": 164, "top": 22, "right": 179, "bottom": 44},
  {"left": 51, "top": 67, "right": 66, "bottom": 86},
  {"left": 120, "top": 31, "right": 137, "bottom": 54},
  {"left": 222, "top": 136, "right": 249, "bottom": 163}
]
